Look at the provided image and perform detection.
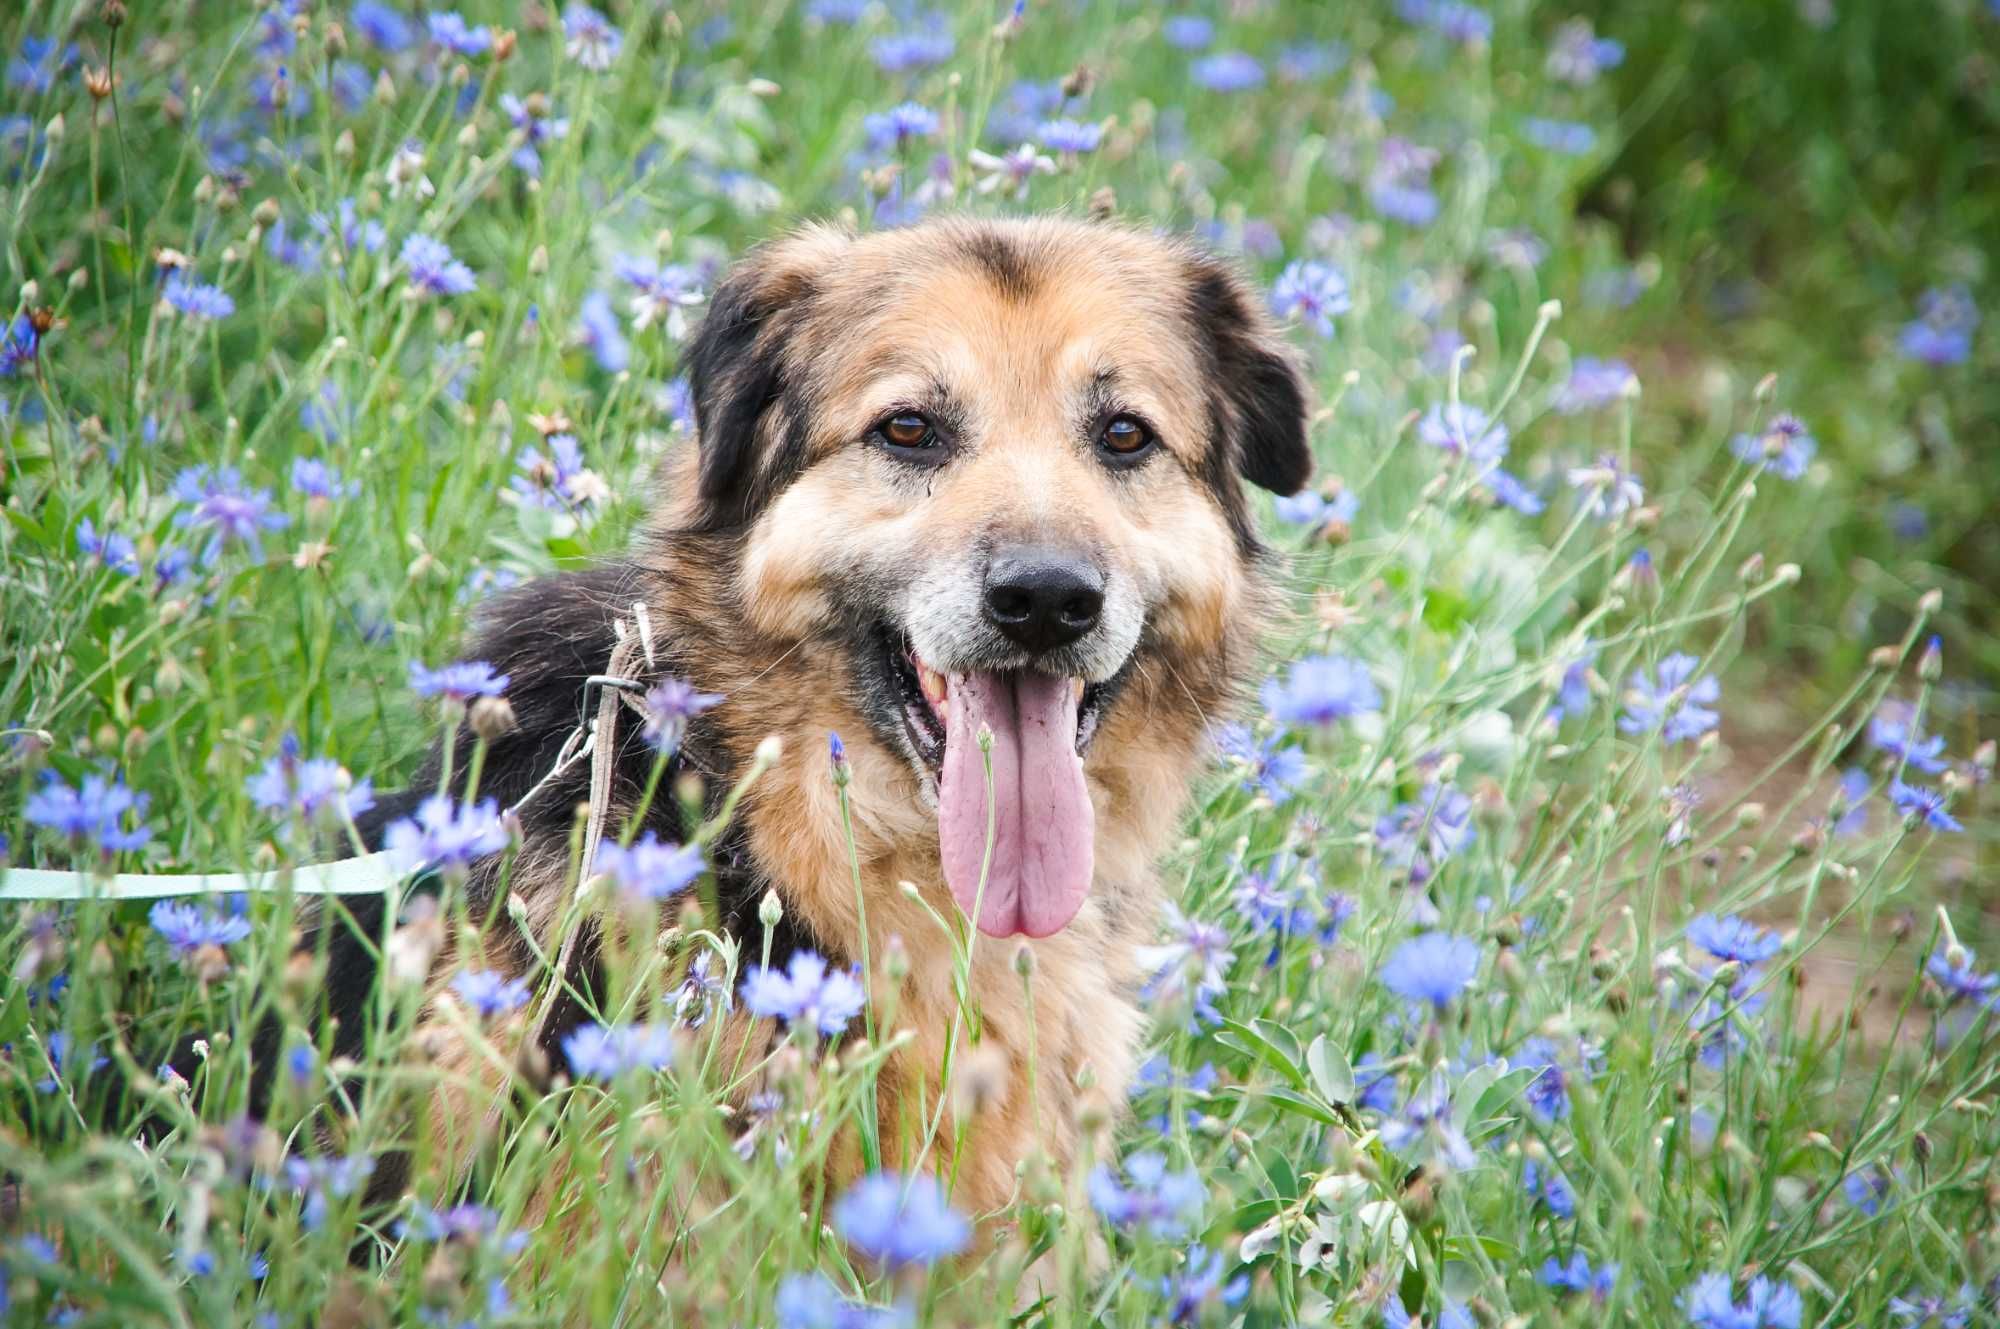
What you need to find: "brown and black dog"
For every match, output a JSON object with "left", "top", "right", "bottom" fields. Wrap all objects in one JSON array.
[{"left": 325, "top": 213, "right": 1312, "bottom": 1230}]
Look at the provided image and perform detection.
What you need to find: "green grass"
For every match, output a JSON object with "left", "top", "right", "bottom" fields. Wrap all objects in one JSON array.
[{"left": 2, "top": 2, "right": 1996, "bottom": 1326}]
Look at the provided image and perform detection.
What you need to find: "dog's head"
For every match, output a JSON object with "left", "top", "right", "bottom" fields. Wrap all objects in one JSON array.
[{"left": 676, "top": 217, "right": 1310, "bottom": 939}]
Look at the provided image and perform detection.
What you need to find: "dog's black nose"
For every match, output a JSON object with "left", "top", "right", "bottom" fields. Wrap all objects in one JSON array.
[{"left": 983, "top": 548, "right": 1105, "bottom": 654}]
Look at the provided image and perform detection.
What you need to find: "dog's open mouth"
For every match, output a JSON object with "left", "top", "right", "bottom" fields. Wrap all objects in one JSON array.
[{"left": 876, "top": 629, "right": 1115, "bottom": 939}]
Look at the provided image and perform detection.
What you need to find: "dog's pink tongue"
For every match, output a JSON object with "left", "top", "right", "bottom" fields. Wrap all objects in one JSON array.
[{"left": 937, "top": 670, "right": 1093, "bottom": 938}]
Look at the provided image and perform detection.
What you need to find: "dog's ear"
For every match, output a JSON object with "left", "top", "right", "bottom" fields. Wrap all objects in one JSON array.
[
  {"left": 1185, "top": 255, "right": 1314, "bottom": 496},
  {"left": 682, "top": 225, "right": 851, "bottom": 529}
]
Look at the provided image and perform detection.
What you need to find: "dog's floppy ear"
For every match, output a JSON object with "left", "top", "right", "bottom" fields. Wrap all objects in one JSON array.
[
  {"left": 681, "top": 225, "right": 851, "bottom": 529},
  {"left": 1185, "top": 255, "right": 1314, "bottom": 496}
]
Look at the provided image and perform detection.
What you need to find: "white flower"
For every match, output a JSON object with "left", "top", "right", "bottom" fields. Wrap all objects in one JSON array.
[{"left": 968, "top": 144, "right": 1056, "bottom": 201}]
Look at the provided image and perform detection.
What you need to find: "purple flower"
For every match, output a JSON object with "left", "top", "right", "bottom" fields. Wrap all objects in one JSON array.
[
  {"left": 1137, "top": 902, "right": 1234, "bottom": 1025},
  {"left": 1271, "top": 487, "right": 1358, "bottom": 529},
  {"left": 499, "top": 93, "right": 569, "bottom": 178},
  {"left": 1890, "top": 780, "right": 1963, "bottom": 833},
  {"left": 8, "top": 36, "right": 78, "bottom": 93},
  {"left": 1037, "top": 117, "right": 1103, "bottom": 154},
  {"left": 246, "top": 741, "right": 375, "bottom": 830},
  {"left": 24, "top": 771, "right": 152, "bottom": 855},
  {"left": 1925, "top": 949, "right": 1997, "bottom": 1005},
  {"left": 1898, "top": 286, "right": 1978, "bottom": 366},
  {"left": 400, "top": 233, "right": 475, "bottom": 297},
  {"left": 967, "top": 143, "right": 1056, "bottom": 200},
  {"left": 1380, "top": 1075, "right": 1476, "bottom": 1170},
  {"left": 163, "top": 274, "right": 235, "bottom": 320},
  {"left": 1687, "top": 914, "right": 1781, "bottom": 966},
  {"left": 1542, "top": 1252, "right": 1618, "bottom": 1302},
  {"left": 349, "top": 2, "right": 414, "bottom": 52},
  {"left": 509, "top": 433, "right": 600, "bottom": 510},
  {"left": 1380, "top": 932, "right": 1481, "bottom": 1010},
  {"left": 383, "top": 795, "right": 510, "bottom": 872},
  {"left": 1681, "top": 1272, "right": 1802, "bottom": 1329},
  {"left": 1523, "top": 117, "right": 1596, "bottom": 155},
  {"left": 639, "top": 677, "right": 725, "bottom": 754},
  {"left": 1211, "top": 723, "right": 1312, "bottom": 805},
  {"left": 1516, "top": 1035, "right": 1594, "bottom": 1119},
  {"left": 1087, "top": 1152, "right": 1206, "bottom": 1236},
  {"left": 593, "top": 833, "right": 704, "bottom": 901},
  {"left": 1843, "top": 1164, "right": 1896, "bottom": 1215},
  {"left": 311, "top": 198, "right": 385, "bottom": 256},
  {"left": 831, "top": 1173, "right": 969, "bottom": 1268},
  {"left": 864, "top": 101, "right": 940, "bottom": 151},
  {"left": 1157, "top": 1245, "right": 1249, "bottom": 1326},
  {"left": 451, "top": 968, "right": 530, "bottom": 1018},
  {"left": 1868, "top": 701, "right": 1949, "bottom": 774},
  {"left": 613, "top": 256, "right": 705, "bottom": 337},
  {"left": 408, "top": 659, "right": 509, "bottom": 703},
  {"left": 1888, "top": 1287, "right": 1977, "bottom": 1328},
  {"left": 673, "top": 951, "right": 733, "bottom": 1029},
  {"left": 772, "top": 1273, "right": 905, "bottom": 1329},
  {"left": 0, "top": 313, "right": 39, "bottom": 378},
  {"left": 1557, "top": 358, "right": 1635, "bottom": 413},
  {"left": 1729, "top": 414, "right": 1816, "bottom": 480},
  {"left": 290, "top": 457, "right": 355, "bottom": 501},
  {"left": 1487, "top": 468, "right": 1545, "bottom": 515},
  {"left": 1369, "top": 138, "right": 1441, "bottom": 227},
  {"left": 426, "top": 12, "right": 492, "bottom": 56},
  {"left": 870, "top": 26, "right": 954, "bottom": 74},
  {"left": 1566, "top": 453, "right": 1646, "bottom": 520},
  {"left": 281, "top": 1153, "right": 377, "bottom": 1230},
  {"left": 1418, "top": 402, "right": 1508, "bottom": 466},
  {"left": 263, "top": 218, "right": 321, "bottom": 273},
  {"left": 76, "top": 518, "right": 140, "bottom": 576},
  {"left": 1262, "top": 654, "right": 1381, "bottom": 726},
  {"left": 171, "top": 465, "right": 289, "bottom": 561},
  {"left": 1522, "top": 1158, "right": 1576, "bottom": 1218},
  {"left": 1547, "top": 18, "right": 1625, "bottom": 85},
  {"left": 1270, "top": 260, "right": 1351, "bottom": 338},
  {"left": 562, "top": 4, "right": 623, "bottom": 69},
  {"left": 1161, "top": 15, "right": 1213, "bottom": 49},
  {"left": 1191, "top": 51, "right": 1265, "bottom": 92},
  {"left": 579, "top": 291, "right": 629, "bottom": 373},
  {"left": 1619, "top": 653, "right": 1721, "bottom": 744},
  {"left": 149, "top": 900, "right": 253, "bottom": 953},
  {"left": 1374, "top": 786, "right": 1475, "bottom": 885},
  {"left": 741, "top": 951, "right": 867, "bottom": 1037},
  {"left": 561, "top": 1020, "right": 674, "bottom": 1079}
]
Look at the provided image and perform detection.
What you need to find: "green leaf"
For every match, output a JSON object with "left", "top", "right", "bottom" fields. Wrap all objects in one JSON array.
[
  {"left": 1307, "top": 1035, "right": 1355, "bottom": 1105},
  {"left": 1216, "top": 1017, "right": 1306, "bottom": 1090}
]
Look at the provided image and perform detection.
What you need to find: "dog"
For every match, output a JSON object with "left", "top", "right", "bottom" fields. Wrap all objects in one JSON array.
[{"left": 319, "top": 214, "right": 1312, "bottom": 1235}]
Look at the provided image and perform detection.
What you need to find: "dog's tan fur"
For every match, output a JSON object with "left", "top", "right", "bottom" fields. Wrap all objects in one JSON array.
[{"left": 386, "top": 215, "right": 1309, "bottom": 1239}]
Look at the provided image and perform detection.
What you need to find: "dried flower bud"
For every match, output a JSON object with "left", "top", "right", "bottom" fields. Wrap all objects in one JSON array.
[
  {"left": 83, "top": 66, "right": 115, "bottom": 100},
  {"left": 1088, "top": 186, "right": 1118, "bottom": 220},
  {"left": 1736, "top": 552, "right": 1765, "bottom": 584},
  {"left": 1917, "top": 588, "right": 1943, "bottom": 615},
  {"left": 101, "top": 0, "right": 127, "bottom": 27},
  {"left": 492, "top": 29, "right": 517, "bottom": 60},
  {"left": 758, "top": 887, "right": 784, "bottom": 930},
  {"left": 468, "top": 695, "right": 518, "bottom": 741},
  {"left": 1918, "top": 634, "right": 1943, "bottom": 682}
]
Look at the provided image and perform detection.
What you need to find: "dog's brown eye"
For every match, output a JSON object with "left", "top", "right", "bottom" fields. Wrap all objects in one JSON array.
[
  {"left": 1099, "top": 415, "right": 1153, "bottom": 457},
  {"left": 878, "top": 413, "right": 934, "bottom": 450}
]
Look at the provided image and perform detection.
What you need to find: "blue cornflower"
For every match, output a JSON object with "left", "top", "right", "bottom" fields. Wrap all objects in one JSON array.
[
  {"left": 984, "top": 78, "right": 1065, "bottom": 145},
  {"left": 400, "top": 233, "right": 475, "bottom": 298},
  {"left": 383, "top": 795, "right": 510, "bottom": 873},
  {"left": 451, "top": 968, "right": 530, "bottom": 1019},
  {"left": 263, "top": 218, "right": 320, "bottom": 273},
  {"left": 1190, "top": 51, "right": 1265, "bottom": 92},
  {"left": 639, "top": 676, "right": 725, "bottom": 754},
  {"left": 1521, "top": 1159, "right": 1576, "bottom": 1218},
  {"left": 149, "top": 900, "right": 254, "bottom": 954},
  {"left": 593, "top": 833, "right": 705, "bottom": 902},
  {"left": 1566, "top": 453, "right": 1646, "bottom": 520},
  {"left": 1380, "top": 932, "right": 1481, "bottom": 1010},
  {"left": 37, "top": 1031, "right": 108, "bottom": 1093},
  {"left": 1687, "top": 914, "right": 1782, "bottom": 966},
  {"left": 1369, "top": 138, "right": 1440, "bottom": 227},
  {"left": 1925, "top": 949, "right": 1998, "bottom": 1004},
  {"left": 1261, "top": 654, "right": 1381, "bottom": 726},
  {"left": 1270, "top": 260, "right": 1351, "bottom": 338},
  {"left": 1132, "top": 1056, "right": 1220, "bottom": 1134},
  {"left": 1831, "top": 767, "right": 1872, "bottom": 836},
  {"left": 1427, "top": 2, "right": 1492, "bottom": 42},
  {"left": 163, "top": 273, "right": 236, "bottom": 320},
  {"left": 286, "top": 1044, "right": 316, "bottom": 1087},
  {"left": 673, "top": 950, "right": 733, "bottom": 1028},
  {"left": 1890, "top": 780, "right": 1963, "bottom": 833},
  {"left": 1619, "top": 653, "right": 1721, "bottom": 744},
  {"left": 426, "top": 12, "right": 492, "bottom": 56},
  {"left": 870, "top": 26, "right": 954, "bottom": 73},
  {"left": 281, "top": 1154, "right": 376, "bottom": 1230},
  {"left": 1087, "top": 1151, "right": 1206, "bottom": 1235},
  {"left": 0, "top": 313, "right": 39, "bottom": 378},
  {"left": 1843, "top": 1164, "right": 1896, "bottom": 1215},
  {"left": 562, "top": 4, "right": 623, "bottom": 69},
  {"left": 1380, "top": 1075, "right": 1476, "bottom": 1170},
  {"left": 290, "top": 456, "right": 355, "bottom": 501},
  {"left": 1887, "top": 1287, "right": 1976, "bottom": 1328},
  {"left": 1547, "top": 18, "right": 1625, "bottom": 84},
  {"left": 1157, "top": 1245, "right": 1249, "bottom": 1325},
  {"left": 310, "top": 198, "right": 385, "bottom": 256},
  {"left": 579, "top": 290, "right": 630, "bottom": 373},
  {"left": 1161, "top": 15, "right": 1214, "bottom": 49},
  {"left": 864, "top": 102, "right": 940, "bottom": 151},
  {"left": 152, "top": 546, "right": 194, "bottom": 590},
  {"left": 1037, "top": 118, "right": 1103, "bottom": 154},
  {"left": 510, "top": 434, "right": 598, "bottom": 510},
  {"left": 1543, "top": 1252, "right": 1618, "bottom": 1301},
  {"left": 1318, "top": 892, "right": 1357, "bottom": 945},
  {"left": 1868, "top": 702, "right": 1949, "bottom": 774},
  {"left": 613, "top": 257, "right": 705, "bottom": 337},
  {"left": 395, "top": 1201, "right": 509, "bottom": 1244},
  {"left": 246, "top": 740, "right": 374, "bottom": 830},
  {"left": 742, "top": 951, "right": 867, "bottom": 1037},
  {"left": 1271, "top": 486, "right": 1358, "bottom": 530},
  {"left": 1556, "top": 357, "right": 1636, "bottom": 414},
  {"left": 24, "top": 771, "right": 152, "bottom": 855},
  {"left": 349, "top": 2, "right": 414, "bottom": 51},
  {"left": 1523, "top": 117, "right": 1596, "bottom": 155},
  {"left": 1211, "top": 722, "right": 1311, "bottom": 805},
  {"left": 805, "top": 0, "right": 870, "bottom": 21},
  {"left": 499, "top": 93, "right": 570, "bottom": 178},
  {"left": 1418, "top": 401, "right": 1508, "bottom": 466},
  {"left": 1729, "top": 414, "right": 1816, "bottom": 480},
  {"left": 772, "top": 1273, "right": 906, "bottom": 1329},
  {"left": 831, "top": 1173, "right": 969, "bottom": 1268},
  {"left": 1681, "top": 1272, "right": 1802, "bottom": 1329},
  {"left": 1515, "top": 1035, "right": 1591, "bottom": 1119},
  {"left": 171, "top": 464, "right": 289, "bottom": 561},
  {"left": 8, "top": 36, "right": 78, "bottom": 93},
  {"left": 1136, "top": 902, "right": 1234, "bottom": 1026},
  {"left": 76, "top": 518, "right": 140, "bottom": 576},
  {"left": 1898, "top": 286, "right": 1978, "bottom": 366},
  {"left": 408, "top": 659, "right": 509, "bottom": 702},
  {"left": 561, "top": 1020, "right": 675, "bottom": 1079},
  {"left": 1374, "top": 785, "right": 1475, "bottom": 885},
  {"left": 1487, "top": 468, "right": 1545, "bottom": 515},
  {"left": 1354, "top": 1050, "right": 1400, "bottom": 1113}
]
